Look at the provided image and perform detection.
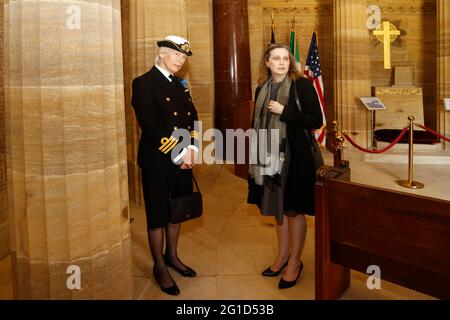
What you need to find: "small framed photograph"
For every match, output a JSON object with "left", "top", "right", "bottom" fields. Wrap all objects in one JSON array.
[
  {"left": 359, "top": 97, "right": 387, "bottom": 111},
  {"left": 444, "top": 98, "right": 450, "bottom": 111}
]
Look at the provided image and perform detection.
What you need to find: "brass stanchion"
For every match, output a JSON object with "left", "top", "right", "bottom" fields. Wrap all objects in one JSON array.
[
  {"left": 332, "top": 120, "right": 344, "bottom": 167},
  {"left": 336, "top": 133, "right": 345, "bottom": 159},
  {"left": 396, "top": 115, "right": 424, "bottom": 189}
]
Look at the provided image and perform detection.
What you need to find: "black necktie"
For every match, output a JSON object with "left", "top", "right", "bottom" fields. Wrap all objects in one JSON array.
[{"left": 169, "top": 74, "right": 176, "bottom": 85}]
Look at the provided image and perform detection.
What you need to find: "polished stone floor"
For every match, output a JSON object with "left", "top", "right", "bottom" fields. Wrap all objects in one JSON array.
[{"left": 2, "top": 149, "right": 448, "bottom": 300}]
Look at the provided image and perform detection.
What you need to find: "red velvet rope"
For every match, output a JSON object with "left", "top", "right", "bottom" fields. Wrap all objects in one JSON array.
[
  {"left": 415, "top": 123, "right": 450, "bottom": 143},
  {"left": 342, "top": 127, "right": 409, "bottom": 154}
]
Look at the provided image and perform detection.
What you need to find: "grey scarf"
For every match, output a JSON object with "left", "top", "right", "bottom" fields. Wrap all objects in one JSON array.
[{"left": 249, "top": 76, "right": 291, "bottom": 186}]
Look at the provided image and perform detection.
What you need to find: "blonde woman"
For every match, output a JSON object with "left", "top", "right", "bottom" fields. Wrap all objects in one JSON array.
[{"left": 131, "top": 35, "right": 199, "bottom": 296}]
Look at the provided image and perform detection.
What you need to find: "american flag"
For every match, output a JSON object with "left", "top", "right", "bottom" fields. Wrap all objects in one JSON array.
[{"left": 304, "top": 31, "right": 326, "bottom": 147}]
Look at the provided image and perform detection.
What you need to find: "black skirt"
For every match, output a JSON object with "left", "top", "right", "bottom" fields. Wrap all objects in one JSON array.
[{"left": 141, "top": 168, "right": 193, "bottom": 229}]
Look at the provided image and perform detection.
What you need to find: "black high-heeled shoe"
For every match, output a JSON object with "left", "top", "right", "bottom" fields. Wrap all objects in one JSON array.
[
  {"left": 278, "top": 260, "right": 303, "bottom": 289},
  {"left": 153, "top": 266, "right": 180, "bottom": 296},
  {"left": 261, "top": 258, "right": 289, "bottom": 277},
  {"left": 164, "top": 254, "right": 197, "bottom": 277}
]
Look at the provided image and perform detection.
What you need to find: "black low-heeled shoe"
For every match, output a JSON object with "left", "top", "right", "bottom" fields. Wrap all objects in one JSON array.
[
  {"left": 261, "top": 258, "right": 289, "bottom": 277},
  {"left": 152, "top": 266, "right": 180, "bottom": 296},
  {"left": 159, "top": 282, "right": 180, "bottom": 296},
  {"left": 164, "top": 254, "right": 197, "bottom": 277},
  {"left": 278, "top": 260, "right": 304, "bottom": 289}
]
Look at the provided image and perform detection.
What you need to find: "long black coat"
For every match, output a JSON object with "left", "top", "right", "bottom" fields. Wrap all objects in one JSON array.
[
  {"left": 131, "top": 66, "right": 198, "bottom": 228},
  {"left": 247, "top": 77, "right": 323, "bottom": 215}
]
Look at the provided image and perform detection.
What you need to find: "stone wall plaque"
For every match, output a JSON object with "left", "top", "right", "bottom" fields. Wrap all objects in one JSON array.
[{"left": 393, "top": 66, "right": 414, "bottom": 87}]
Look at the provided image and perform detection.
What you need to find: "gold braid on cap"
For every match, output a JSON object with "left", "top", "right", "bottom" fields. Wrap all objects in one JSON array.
[{"left": 179, "top": 42, "right": 190, "bottom": 52}]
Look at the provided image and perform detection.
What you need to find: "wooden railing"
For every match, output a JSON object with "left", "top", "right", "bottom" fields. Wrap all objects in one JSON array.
[{"left": 315, "top": 165, "right": 450, "bottom": 299}]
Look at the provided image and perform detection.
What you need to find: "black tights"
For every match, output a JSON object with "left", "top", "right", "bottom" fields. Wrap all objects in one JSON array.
[{"left": 147, "top": 223, "right": 189, "bottom": 288}]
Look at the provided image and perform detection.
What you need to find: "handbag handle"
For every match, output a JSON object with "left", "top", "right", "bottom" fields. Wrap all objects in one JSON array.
[
  {"left": 292, "top": 83, "right": 317, "bottom": 152},
  {"left": 169, "top": 169, "right": 200, "bottom": 199}
]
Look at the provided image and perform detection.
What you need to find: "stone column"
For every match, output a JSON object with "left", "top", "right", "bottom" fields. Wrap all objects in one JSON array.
[
  {"left": 438, "top": 0, "right": 450, "bottom": 150},
  {"left": 334, "top": 0, "right": 372, "bottom": 147},
  {"left": 186, "top": 0, "right": 215, "bottom": 133},
  {"left": 4, "top": 0, "right": 132, "bottom": 299},
  {"left": 212, "top": 0, "right": 252, "bottom": 138},
  {"left": 121, "top": 0, "right": 137, "bottom": 205},
  {"left": 0, "top": 0, "right": 9, "bottom": 261},
  {"left": 128, "top": 0, "right": 187, "bottom": 205}
]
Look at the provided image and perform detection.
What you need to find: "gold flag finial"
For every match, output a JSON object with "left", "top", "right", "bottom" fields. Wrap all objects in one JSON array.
[
  {"left": 291, "top": 12, "right": 296, "bottom": 31},
  {"left": 314, "top": 21, "right": 319, "bottom": 46}
]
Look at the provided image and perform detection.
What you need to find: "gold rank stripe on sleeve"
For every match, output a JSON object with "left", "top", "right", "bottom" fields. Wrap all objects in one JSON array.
[
  {"left": 190, "top": 131, "right": 199, "bottom": 139},
  {"left": 159, "top": 136, "right": 179, "bottom": 154}
]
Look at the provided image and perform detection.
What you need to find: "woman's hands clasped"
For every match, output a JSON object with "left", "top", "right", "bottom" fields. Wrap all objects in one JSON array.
[
  {"left": 180, "top": 149, "right": 197, "bottom": 170},
  {"left": 268, "top": 100, "right": 284, "bottom": 115}
]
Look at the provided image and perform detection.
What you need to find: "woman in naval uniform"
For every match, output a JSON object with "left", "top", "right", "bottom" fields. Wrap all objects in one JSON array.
[{"left": 131, "top": 35, "right": 199, "bottom": 296}]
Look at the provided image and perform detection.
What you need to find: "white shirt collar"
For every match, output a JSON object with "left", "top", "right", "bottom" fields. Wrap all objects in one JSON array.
[{"left": 155, "top": 65, "right": 173, "bottom": 82}]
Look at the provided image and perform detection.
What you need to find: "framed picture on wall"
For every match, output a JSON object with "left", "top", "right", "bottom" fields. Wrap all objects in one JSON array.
[{"left": 359, "top": 97, "right": 387, "bottom": 111}]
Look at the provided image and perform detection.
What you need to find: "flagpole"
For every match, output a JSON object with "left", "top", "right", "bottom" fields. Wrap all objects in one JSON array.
[
  {"left": 292, "top": 12, "right": 296, "bottom": 31},
  {"left": 314, "top": 21, "right": 319, "bottom": 46},
  {"left": 271, "top": 11, "right": 276, "bottom": 44},
  {"left": 289, "top": 12, "right": 300, "bottom": 68}
]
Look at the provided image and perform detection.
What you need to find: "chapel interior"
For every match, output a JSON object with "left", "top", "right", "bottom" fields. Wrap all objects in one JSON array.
[{"left": 0, "top": 0, "right": 449, "bottom": 300}]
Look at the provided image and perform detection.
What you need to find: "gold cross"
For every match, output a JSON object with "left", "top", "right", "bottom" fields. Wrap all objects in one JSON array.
[{"left": 373, "top": 21, "right": 400, "bottom": 69}]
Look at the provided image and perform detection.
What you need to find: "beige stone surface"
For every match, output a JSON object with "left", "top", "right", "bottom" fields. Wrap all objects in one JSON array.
[
  {"left": 438, "top": 0, "right": 450, "bottom": 150},
  {"left": 334, "top": 0, "right": 372, "bottom": 147},
  {"left": 186, "top": 0, "right": 214, "bottom": 134},
  {"left": 394, "top": 66, "right": 414, "bottom": 87},
  {"left": 4, "top": 0, "right": 132, "bottom": 299}
]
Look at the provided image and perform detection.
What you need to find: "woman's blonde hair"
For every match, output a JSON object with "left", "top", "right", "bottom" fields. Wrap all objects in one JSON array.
[{"left": 257, "top": 44, "right": 302, "bottom": 86}]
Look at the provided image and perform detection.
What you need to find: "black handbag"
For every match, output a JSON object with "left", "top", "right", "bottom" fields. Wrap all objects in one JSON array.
[
  {"left": 293, "top": 86, "right": 325, "bottom": 171},
  {"left": 169, "top": 171, "right": 203, "bottom": 224}
]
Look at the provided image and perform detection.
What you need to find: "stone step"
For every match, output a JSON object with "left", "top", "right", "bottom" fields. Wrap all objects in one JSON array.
[
  {"left": 362, "top": 149, "right": 450, "bottom": 165},
  {"left": 375, "top": 140, "right": 442, "bottom": 152}
]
